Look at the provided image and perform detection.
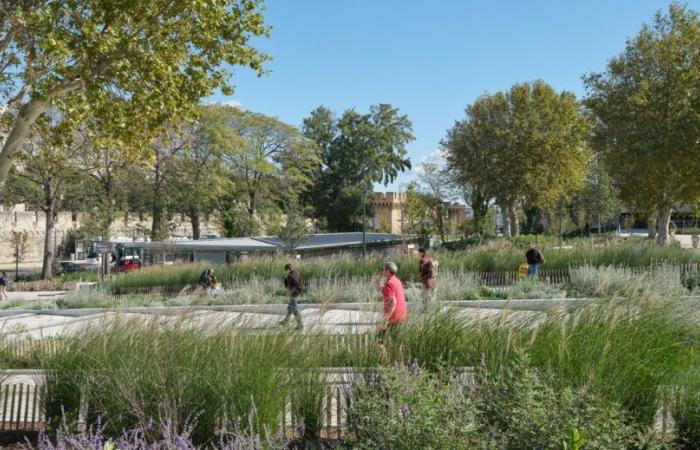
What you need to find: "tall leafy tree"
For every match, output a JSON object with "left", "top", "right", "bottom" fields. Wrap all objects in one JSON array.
[
  {"left": 416, "top": 162, "right": 457, "bottom": 243},
  {"left": 220, "top": 106, "right": 319, "bottom": 236},
  {"left": 584, "top": 3, "right": 700, "bottom": 244},
  {"left": 5, "top": 123, "right": 84, "bottom": 278},
  {"left": 302, "top": 104, "right": 413, "bottom": 231},
  {"left": 0, "top": 0, "right": 269, "bottom": 185},
  {"left": 76, "top": 133, "right": 139, "bottom": 241},
  {"left": 572, "top": 157, "right": 622, "bottom": 235},
  {"left": 169, "top": 106, "right": 233, "bottom": 240},
  {"left": 444, "top": 81, "right": 590, "bottom": 238}
]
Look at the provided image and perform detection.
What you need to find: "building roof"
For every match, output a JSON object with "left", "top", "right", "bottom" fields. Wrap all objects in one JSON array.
[
  {"left": 255, "top": 232, "right": 404, "bottom": 250},
  {"left": 119, "top": 232, "right": 405, "bottom": 253}
]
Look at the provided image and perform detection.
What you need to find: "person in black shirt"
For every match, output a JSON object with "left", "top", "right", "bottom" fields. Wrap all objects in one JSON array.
[
  {"left": 525, "top": 243, "right": 545, "bottom": 278},
  {"left": 280, "top": 263, "right": 304, "bottom": 330},
  {"left": 0, "top": 272, "right": 7, "bottom": 301}
]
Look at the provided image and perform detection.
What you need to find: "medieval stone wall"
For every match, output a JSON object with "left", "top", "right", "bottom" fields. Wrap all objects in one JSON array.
[{"left": 0, "top": 208, "right": 220, "bottom": 262}]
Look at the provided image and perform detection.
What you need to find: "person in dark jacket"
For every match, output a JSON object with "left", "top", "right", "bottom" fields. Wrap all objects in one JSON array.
[
  {"left": 280, "top": 263, "right": 304, "bottom": 330},
  {"left": 525, "top": 243, "right": 545, "bottom": 278},
  {"left": 0, "top": 272, "right": 7, "bottom": 301},
  {"left": 418, "top": 248, "right": 437, "bottom": 302}
]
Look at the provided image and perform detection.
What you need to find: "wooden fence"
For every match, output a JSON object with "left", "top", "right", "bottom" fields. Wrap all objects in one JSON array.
[
  {"left": 0, "top": 383, "right": 45, "bottom": 430},
  {"left": 9, "top": 280, "right": 76, "bottom": 292}
]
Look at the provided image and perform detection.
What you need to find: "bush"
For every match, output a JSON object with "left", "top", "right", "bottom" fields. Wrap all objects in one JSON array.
[
  {"left": 345, "top": 356, "right": 655, "bottom": 450},
  {"left": 508, "top": 278, "right": 567, "bottom": 299},
  {"left": 346, "top": 362, "right": 485, "bottom": 450},
  {"left": 567, "top": 265, "right": 687, "bottom": 298},
  {"left": 27, "top": 411, "right": 289, "bottom": 449},
  {"left": 476, "top": 353, "right": 653, "bottom": 449}
]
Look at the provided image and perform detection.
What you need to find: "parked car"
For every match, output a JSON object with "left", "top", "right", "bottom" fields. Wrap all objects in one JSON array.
[{"left": 113, "top": 258, "right": 142, "bottom": 273}]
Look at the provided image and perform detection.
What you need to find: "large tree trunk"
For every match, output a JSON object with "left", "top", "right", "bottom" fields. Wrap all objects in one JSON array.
[
  {"left": 151, "top": 163, "right": 164, "bottom": 240},
  {"left": 41, "top": 203, "right": 56, "bottom": 280},
  {"left": 648, "top": 211, "right": 657, "bottom": 240},
  {"left": 470, "top": 188, "right": 489, "bottom": 235},
  {"left": 656, "top": 206, "right": 673, "bottom": 245},
  {"left": 437, "top": 205, "right": 446, "bottom": 243},
  {"left": 190, "top": 209, "right": 201, "bottom": 240},
  {"left": 0, "top": 79, "right": 83, "bottom": 184},
  {"left": 508, "top": 205, "right": 519, "bottom": 237},
  {"left": 0, "top": 99, "right": 50, "bottom": 184}
]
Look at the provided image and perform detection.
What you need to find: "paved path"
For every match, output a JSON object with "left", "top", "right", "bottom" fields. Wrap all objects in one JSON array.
[
  {"left": 0, "top": 298, "right": 593, "bottom": 340},
  {"left": 2, "top": 291, "right": 66, "bottom": 302}
]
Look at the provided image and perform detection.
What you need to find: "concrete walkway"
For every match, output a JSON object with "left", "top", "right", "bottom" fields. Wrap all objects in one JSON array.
[{"left": 0, "top": 298, "right": 594, "bottom": 340}]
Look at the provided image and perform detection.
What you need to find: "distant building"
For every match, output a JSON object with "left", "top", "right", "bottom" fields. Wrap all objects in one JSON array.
[
  {"left": 372, "top": 192, "right": 406, "bottom": 234},
  {"left": 371, "top": 191, "right": 470, "bottom": 235},
  {"left": 119, "top": 232, "right": 408, "bottom": 266}
]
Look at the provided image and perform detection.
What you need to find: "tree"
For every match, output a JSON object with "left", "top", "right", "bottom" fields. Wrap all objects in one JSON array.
[
  {"left": 5, "top": 124, "right": 83, "bottom": 278},
  {"left": 169, "top": 106, "right": 234, "bottom": 240},
  {"left": 584, "top": 4, "right": 700, "bottom": 245},
  {"left": 9, "top": 230, "right": 29, "bottom": 279},
  {"left": 416, "top": 162, "right": 457, "bottom": 243},
  {"left": 75, "top": 130, "right": 143, "bottom": 242},
  {"left": 573, "top": 157, "right": 622, "bottom": 235},
  {"left": 211, "top": 107, "right": 318, "bottom": 236},
  {"left": 403, "top": 183, "right": 436, "bottom": 246},
  {"left": 278, "top": 203, "right": 311, "bottom": 254},
  {"left": 443, "top": 81, "right": 590, "bottom": 238},
  {"left": 0, "top": 0, "right": 269, "bottom": 186},
  {"left": 302, "top": 104, "right": 413, "bottom": 231}
]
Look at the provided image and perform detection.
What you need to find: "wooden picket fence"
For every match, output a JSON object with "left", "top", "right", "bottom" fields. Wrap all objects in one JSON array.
[
  {"left": 1, "top": 339, "right": 67, "bottom": 360},
  {"left": 0, "top": 383, "right": 46, "bottom": 430},
  {"left": 9, "top": 280, "right": 76, "bottom": 292}
]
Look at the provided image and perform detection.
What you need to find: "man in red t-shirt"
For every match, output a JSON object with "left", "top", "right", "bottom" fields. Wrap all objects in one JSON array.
[{"left": 376, "top": 261, "right": 408, "bottom": 344}]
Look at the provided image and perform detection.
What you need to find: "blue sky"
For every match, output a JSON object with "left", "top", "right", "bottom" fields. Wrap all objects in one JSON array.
[{"left": 210, "top": 0, "right": 699, "bottom": 191}]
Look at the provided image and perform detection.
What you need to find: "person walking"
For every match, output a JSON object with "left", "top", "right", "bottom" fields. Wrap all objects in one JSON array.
[
  {"left": 418, "top": 248, "right": 437, "bottom": 302},
  {"left": 0, "top": 272, "right": 8, "bottom": 301},
  {"left": 198, "top": 267, "right": 214, "bottom": 293},
  {"left": 280, "top": 263, "right": 304, "bottom": 330},
  {"left": 376, "top": 261, "right": 408, "bottom": 345},
  {"left": 525, "top": 243, "right": 545, "bottom": 278}
]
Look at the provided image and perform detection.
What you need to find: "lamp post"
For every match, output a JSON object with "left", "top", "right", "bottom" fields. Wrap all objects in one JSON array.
[{"left": 362, "top": 180, "right": 367, "bottom": 257}]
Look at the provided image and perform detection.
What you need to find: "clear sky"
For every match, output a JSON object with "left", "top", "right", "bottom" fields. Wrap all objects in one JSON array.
[{"left": 210, "top": 0, "right": 700, "bottom": 191}]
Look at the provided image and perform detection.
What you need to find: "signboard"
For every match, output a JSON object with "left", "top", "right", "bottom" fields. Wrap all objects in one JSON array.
[{"left": 95, "top": 242, "right": 113, "bottom": 254}]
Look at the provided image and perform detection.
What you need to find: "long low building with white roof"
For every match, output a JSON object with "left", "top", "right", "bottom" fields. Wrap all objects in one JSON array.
[{"left": 117, "top": 232, "right": 410, "bottom": 265}]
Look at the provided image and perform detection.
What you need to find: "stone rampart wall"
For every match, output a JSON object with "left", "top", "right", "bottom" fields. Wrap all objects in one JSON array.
[{"left": 0, "top": 210, "right": 220, "bottom": 262}]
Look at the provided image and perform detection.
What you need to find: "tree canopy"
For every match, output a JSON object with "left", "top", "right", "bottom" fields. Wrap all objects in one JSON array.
[
  {"left": 302, "top": 104, "right": 413, "bottom": 231},
  {"left": 584, "top": 3, "right": 700, "bottom": 244},
  {"left": 0, "top": 0, "right": 269, "bottom": 185},
  {"left": 444, "top": 81, "right": 590, "bottom": 237}
]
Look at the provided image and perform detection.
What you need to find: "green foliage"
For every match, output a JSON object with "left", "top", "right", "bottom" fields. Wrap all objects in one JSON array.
[
  {"left": 347, "top": 356, "right": 653, "bottom": 450},
  {"left": 567, "top": 265, "right": 687, "bottom": 298},
  {"left": 584, "top": 3, "right": 700, "bottom": 241},
  {"left": 302, "top": 104, "right": 413, "bottom": 231},
  {"left": 217, "top": 105, "right": 320, "bottom": 235},
  {"left": 347, "top": 364, "right": 484, "bottom": 450},
  {"left": 444, "top": 81, "right": 590, "bottom": 237},
  {"left": 5, "top": 288, "right": 699, "bottom": 446},
  {"left": 474, "top": 353, "right": 650, "bottom": 450},
  {"left": 0, "top": 0, "right": 270, "bottom": 183},
  {"left": 108, "top": 240, "right": 700, "bottom": 293}
]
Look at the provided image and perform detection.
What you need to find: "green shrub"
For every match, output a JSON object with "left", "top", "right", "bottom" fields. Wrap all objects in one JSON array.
[
  {"left": 346, "top": 357, "right": 655, "bottom": 450},
  {"left": 475, "top": 353, "right": 654, "bottom": 449},
  {"left": 567, "top": 265, "right": 687, "bottom": 298},
  {"left": 508, "top": 278, "right": 567, "bottom": 299},
  {"left": 346, "top": 363, "right": 485, "bottom": 450}
]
